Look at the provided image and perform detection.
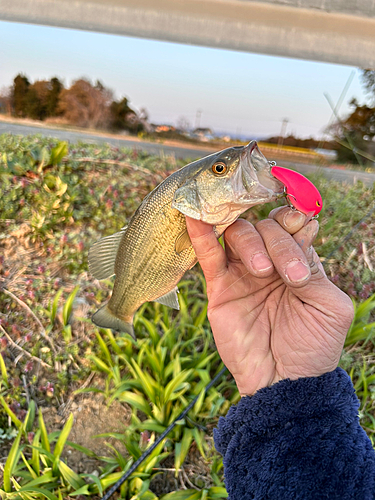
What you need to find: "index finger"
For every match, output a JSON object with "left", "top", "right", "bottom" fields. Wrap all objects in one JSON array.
[
  {"left": 185, "top": 216, "right": 228, "bottom": 280},
  {"left": 268, "top": 206, "right": 307, "bottom": 235}
]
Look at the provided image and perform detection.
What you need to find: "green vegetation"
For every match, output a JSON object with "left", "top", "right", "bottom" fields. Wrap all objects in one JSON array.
[{"left": 0, "top": 134, "right": 374, "bottom": 498}]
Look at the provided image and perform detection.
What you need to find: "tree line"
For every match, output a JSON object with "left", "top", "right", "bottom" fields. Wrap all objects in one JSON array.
[
  {"left": 0, "top": 71, "right": 374, "bottom": 163},
  {"left": 0, "top": 74, "right": 149, "bottom": 133}
]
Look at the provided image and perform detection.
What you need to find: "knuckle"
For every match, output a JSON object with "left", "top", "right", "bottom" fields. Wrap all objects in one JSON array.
[
  {"left": 256, "top": 219, "right": 276, "bottom": 231},
  {"left": 268, "top": 235, "right": 292, "bottom": 255},
  {"left": 191, "top": 232, "right": 220, "bottom": 261},
  {"left": 201, "top": 243, "right": 219, "bottom": 262},
  {"left": 235, "top": 229, "right": 259, "bottom": 250},
  {"left": 191, "top": 230, "right": 212, "bottom": 246},
  {"left": 225, "top": 218, "right": 251, "bottom": 238},
  {"left": 340, "top": 293, "right": 355, "bottom": 323}
]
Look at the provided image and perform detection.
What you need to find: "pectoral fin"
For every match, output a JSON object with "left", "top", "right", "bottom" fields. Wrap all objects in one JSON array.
[
  {"left": 175, "top": 229, "right": 192, "bottom": 254},
  {"left": 88, "top": 227, "right": 127, "bottom": 280},
  {"left": 153, "top": 287, "right": 180, "bottom": 310}
]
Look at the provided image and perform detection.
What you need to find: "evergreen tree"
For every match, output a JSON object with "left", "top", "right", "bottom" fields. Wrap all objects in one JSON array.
[
  {"left": 25, "top": 80, "right": 51, "bottom": 120},
  {"left": 25, "top": 86, "right": 43, "bottom": 120},
  {"left": 110, "top": 97, "right": 141, "bottom": 132},
  {"left": 12, "top": 74, "right": 30, "bottom": 117},
  {"left": 361, "top": 70, "right": 375, "bottom": 103},
  {"left": 46, "top": 77, "right": 63, "bottom": 117}
]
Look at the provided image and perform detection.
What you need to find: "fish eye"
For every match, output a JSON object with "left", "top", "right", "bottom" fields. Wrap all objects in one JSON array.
[
  {"left": 212, "top": 162, "right": 227, "bottom": 175},
  {"left": 316, "top": 200, "right": 321, "bottom": 207}
]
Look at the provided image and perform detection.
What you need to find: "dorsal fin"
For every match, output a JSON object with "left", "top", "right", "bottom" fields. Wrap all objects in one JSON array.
[{"left": 88, "top": 227, "right": 127, "bottom": 280}]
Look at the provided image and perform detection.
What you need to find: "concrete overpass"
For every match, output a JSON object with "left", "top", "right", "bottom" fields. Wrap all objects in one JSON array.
[{"left": 0, "top": 0, "right": 374, "bottom": 68}]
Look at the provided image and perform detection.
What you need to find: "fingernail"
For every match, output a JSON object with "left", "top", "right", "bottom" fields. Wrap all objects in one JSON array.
[
  {"left": 285, "top": 260, "right": 310, "bottom": 283},
  {"left": 284, "top": 211, "right": 305, "bottom": 228},
  {"left": 252, "top": 253, "right": 273, "bottom": 272}
]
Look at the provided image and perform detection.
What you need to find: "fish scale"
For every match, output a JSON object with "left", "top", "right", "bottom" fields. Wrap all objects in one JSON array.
[{"left": 110, "top": 174, "right": 197, "bottom": 319}]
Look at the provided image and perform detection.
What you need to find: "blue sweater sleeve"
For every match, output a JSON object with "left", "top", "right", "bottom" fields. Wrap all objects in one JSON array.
[{"left": 214, "top": 368, "right": 375, "bottom": 499}]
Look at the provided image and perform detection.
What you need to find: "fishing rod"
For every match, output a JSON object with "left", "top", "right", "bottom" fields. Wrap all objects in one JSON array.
[{"left": 101, "top": 365, "right": 228, "bottom": 500}]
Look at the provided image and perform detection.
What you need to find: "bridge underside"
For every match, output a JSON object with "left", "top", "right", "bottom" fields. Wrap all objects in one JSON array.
[{"left": 1, "top": 0, "right": 375, "bottom": 68}]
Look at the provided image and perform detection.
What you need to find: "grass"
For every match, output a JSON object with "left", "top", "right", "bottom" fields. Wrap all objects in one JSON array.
[{"left": 0, "top": 134, "right": 374, "bottom": 497}]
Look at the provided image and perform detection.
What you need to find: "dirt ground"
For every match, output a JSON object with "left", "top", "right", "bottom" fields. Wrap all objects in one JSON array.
[{"left": 42, "top": 391, "right": 131, "bottom": 474}]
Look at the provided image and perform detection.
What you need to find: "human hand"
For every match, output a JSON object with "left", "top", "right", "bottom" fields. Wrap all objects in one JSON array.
[{"left": 186, "top": 207, "right": 354, "bottom": 396}]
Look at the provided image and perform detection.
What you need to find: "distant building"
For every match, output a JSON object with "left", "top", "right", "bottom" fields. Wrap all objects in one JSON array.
[
  {"left": 192, "top": 127, "right": 214, "bottom": 142},
  {"left": 154, "top": 124, "right": 176, "bottom": 133},
  {"left": 220, "top": 135, "right": 231, "bottom": 142},
  {"left": 314, "top": 148, "right": 338, "bottom": 161}
]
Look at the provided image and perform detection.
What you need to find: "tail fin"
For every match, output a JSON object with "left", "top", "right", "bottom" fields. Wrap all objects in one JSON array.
[{"left": 92, "top": 304, "right": 135, "bottom": 339}]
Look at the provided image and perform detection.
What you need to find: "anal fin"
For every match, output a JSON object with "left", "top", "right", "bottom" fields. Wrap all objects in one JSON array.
[{"left": 153, "top": 287, "right": 180, "bottom": 310}]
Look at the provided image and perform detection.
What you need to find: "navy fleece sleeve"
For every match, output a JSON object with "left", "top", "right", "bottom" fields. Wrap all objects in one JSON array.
[{"left": 214, "top": 368, "right": 375, "bottom": 500}]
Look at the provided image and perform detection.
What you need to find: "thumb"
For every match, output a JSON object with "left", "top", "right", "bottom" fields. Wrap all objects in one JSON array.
[{"left": 185, "top": 217, "right": 227, "bottom": 281}]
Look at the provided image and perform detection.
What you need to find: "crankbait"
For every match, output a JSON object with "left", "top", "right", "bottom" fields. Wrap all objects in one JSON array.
[{"left": 271, "top": 165, "right": 323, "bottom": 218}]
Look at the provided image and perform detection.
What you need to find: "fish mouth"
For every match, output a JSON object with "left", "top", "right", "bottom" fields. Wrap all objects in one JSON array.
[
  {"left": 197, "top": 142, "right": 285, "bottom": 226},
  {"left": 236, "top": 142, "right": 284, "bottom": 201}
]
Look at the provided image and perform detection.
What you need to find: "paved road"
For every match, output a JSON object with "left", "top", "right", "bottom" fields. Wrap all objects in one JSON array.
[
  {"left": 1, "top": 121, "right": 375, "bottom": 185},
  {"left": 0, "top": 121, "right": 213, "bottom": 160}
]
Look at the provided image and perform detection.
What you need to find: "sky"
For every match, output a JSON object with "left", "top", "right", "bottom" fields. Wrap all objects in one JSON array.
[{"left": 0, "top": 20, "right": 369, "bottom": 140}]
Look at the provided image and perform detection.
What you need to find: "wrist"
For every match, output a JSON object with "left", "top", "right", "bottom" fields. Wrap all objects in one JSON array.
[
  {"left": 215, "top": 368, "right": 359, "bottom": 456},
  {"left": 237, "top": 367, "right": 339, "bottom": 397}
]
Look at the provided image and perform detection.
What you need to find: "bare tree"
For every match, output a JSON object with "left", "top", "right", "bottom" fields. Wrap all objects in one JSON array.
[
  {"left": 176, "top": 116, "right": 191, "bottom": 133},
  {"left": 58, "top": 78, "right": 113, "bottom": 129},
  {"left": 0, "top": 86, "right": 12, "bottom": 115}
]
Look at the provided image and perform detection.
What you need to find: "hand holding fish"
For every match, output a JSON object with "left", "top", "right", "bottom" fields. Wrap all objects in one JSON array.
[{"left": 186, "top": 207, "right": 354, "bottom": 397}]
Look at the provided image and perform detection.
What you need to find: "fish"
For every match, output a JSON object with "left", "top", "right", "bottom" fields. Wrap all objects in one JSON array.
[
  {"left": 271, "top": 166, "right": 323, "bottom": 217},
  {"left": 89, "top": 141, "right": 285, "bottom": 338}
]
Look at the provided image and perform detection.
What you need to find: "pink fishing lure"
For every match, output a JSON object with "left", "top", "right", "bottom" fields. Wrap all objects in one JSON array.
[{"left": 271, "top": 166, "right": 323, "bottom": 218}]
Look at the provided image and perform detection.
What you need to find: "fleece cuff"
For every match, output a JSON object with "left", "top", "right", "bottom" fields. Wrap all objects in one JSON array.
[
  {"left": 213, "top": 368, "right": 375, "bottom": 500},
  {"left": 214, "top": 368, "right": 359, "bottom": 456}
]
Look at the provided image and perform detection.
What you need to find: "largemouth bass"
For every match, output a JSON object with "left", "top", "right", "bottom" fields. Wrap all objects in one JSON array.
[{"left": 89, "top": 141, "right": 284, "bottom": 338}]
